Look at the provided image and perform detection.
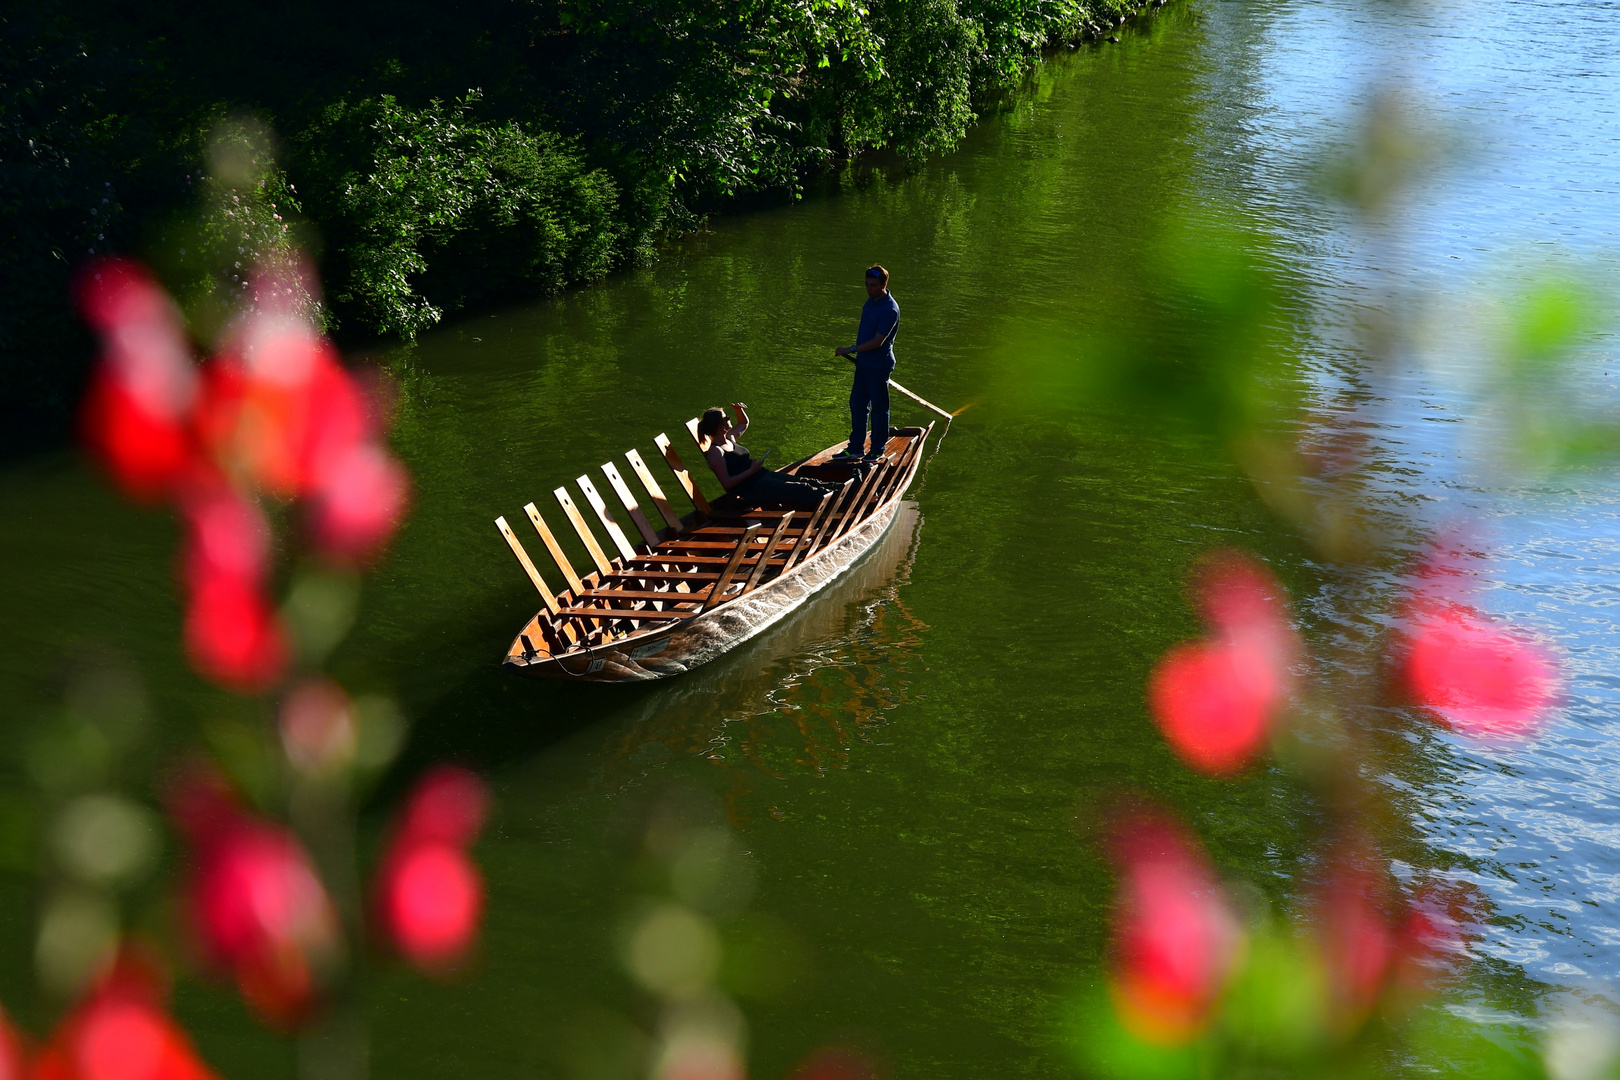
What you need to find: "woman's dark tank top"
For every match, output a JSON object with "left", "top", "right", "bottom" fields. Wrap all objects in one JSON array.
[{"left": 722, "top": 446, "right": 752, "bottom": 478}]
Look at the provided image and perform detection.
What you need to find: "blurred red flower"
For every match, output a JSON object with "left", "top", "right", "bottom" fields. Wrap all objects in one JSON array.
[
  {"left": 1400, "top": 602, "right": 1558, "bottom": 738},
  {"left": 1106, "top": 808, "right": 1240, "bottom": 1044},
  {"left": 307, "top": 442, "right": 411, "bottom": 562},
  {"left": 198, "top": 332, "right": 368, "bottom": 501},
  {"left": 183, "top": 577, "right": 288, "bottom": 694},
  {"left": 177, "top": 487, "right": 288, "bottom": 691},
  {"left": 180, "top": 487, "right": 270, "bottom": 591},
  {"left": 399, "top": 766, "right": 490, "bottom": 847},
  {"left": 1148, "top": 551, "right": 1299, "bottom": 775},
  {"left": 73, "top": 259, "right": 200, "bottom": 502},
  {"left": 75, "top": 256, "right": 410, "bottom": 690},
  {"left": 787, "top": 1048, "right": 879, "bottom": 1080},
  {"left": 0, "top": 1003, "right": 27, "bottom": 1080},
  {"left": 32, "top": 952, "right": 219, "bottom": 1080},
  {"left": 1390, "top": 884, "right": 1470, "bottom": 997},
  {"left": 1313, "top": 857, "right": 1394, "bottom": 1024},
  {"left": 376, "top": 844, "right": 483, "bottom": 970},
  {"left": 168, "top": 772, "right": 338, "bottom": 1028},
  {"left": 374, "top": 767, "right": 490, "bottom": 972}
]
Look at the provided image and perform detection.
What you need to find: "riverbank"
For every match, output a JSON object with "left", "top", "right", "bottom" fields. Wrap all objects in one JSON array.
[{"left": 2, "top": 0, "right": 1175, "bottom": 458}]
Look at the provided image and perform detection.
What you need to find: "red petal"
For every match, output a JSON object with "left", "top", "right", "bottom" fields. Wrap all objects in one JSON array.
[
  {"left": 379, "top": 843, "right": 483, "bottom": 969},
  {"left": 79, "top": 370, "right": 196, "bottom": 503},
  {"left": 1106, "top": 810, "right": 1240, "bottom": 1044},
  {"left": 183, "top": 579, "right": 287, "bottom": 692},
  {"left": 400, "top": 767, "right": 490, "bottom": 847},
  {"left": 306, "top": 443, "right": 409, "bottom": 561},
  {"left": 1148, "top": 638, "right": 1280, "bottom": 775},
  {"left": 1404, "top": 605, "right": 1558, "bottom": 737}
]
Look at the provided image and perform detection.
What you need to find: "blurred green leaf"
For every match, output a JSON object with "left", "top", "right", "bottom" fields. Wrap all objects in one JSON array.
[
  {"left": 1218, "top": 926, "right": 1329, "bottom": 1061},
  {"left": 1506, "top": 278, "right": 1593, "bottom": 372},
  {"left": 1059, "top": 983, "right": 1206, "bottom": 1080}
]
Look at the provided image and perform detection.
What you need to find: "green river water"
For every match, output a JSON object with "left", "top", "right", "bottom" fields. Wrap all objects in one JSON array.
[{"left": 5, "top": 0, "right": 1620, "bottom": 1075}]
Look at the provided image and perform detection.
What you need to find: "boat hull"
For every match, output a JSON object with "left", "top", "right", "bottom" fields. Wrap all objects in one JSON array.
[{"left": 505, "top": 496, "right": 907, "bottom": 682}]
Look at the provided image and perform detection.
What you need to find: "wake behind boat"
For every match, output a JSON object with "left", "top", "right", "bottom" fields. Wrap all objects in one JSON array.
[{"left": 494, "top": 419, "right": 933, "bottom": 682}]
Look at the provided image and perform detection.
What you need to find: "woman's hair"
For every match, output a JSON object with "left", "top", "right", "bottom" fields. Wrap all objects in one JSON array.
[{"left": 697, "top": 407, "right": 729, "bottom": 440}]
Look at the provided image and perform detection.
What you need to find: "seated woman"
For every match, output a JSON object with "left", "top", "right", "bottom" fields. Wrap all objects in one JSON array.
[{"left": 698, "top": 403, "right": 839, "bottom": 511}]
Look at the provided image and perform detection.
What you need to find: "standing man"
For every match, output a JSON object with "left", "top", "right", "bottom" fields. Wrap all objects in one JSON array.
[{"left": 833, "top": 264, "right": 900, "bottom": 461}]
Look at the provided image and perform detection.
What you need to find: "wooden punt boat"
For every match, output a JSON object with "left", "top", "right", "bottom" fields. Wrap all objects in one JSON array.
[{"left": 494, "top": 419, "right": 934, "bottom": 682}]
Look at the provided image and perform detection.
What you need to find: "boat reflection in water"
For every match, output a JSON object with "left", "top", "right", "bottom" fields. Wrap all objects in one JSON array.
[{"left": 591, "top": 500, "right": 927, "bottom": 818}]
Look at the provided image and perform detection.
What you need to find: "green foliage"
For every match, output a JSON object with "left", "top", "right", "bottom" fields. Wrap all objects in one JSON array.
[
  {"left": 548, "top": 0, "right": 880, "bottom": 202},
  {"left": 859, "top": 0, "right": 985, "bottom": 159},
  {"left": 149, "top": 121, "right": 317, "bottom": 344},
  {"left": 7, "top": 0, "right": 1137, "bottom": 446},
  {"left": 292, "top": 94, "right": 622, "bottom": 339},
  {"left": 0, "top": 6, "right": 138, "bottom": 448}
]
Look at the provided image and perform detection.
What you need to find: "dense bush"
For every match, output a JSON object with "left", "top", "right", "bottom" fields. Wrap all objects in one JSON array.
[
  {"left": 292, "top": 95, "right": 622, "bottom": 338},
  {"left": 4, "top": 0, "right": 1136, "bottom": 451}
]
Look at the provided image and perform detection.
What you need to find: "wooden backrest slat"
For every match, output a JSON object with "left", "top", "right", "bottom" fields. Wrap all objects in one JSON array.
[
  {"left": 888, "top": 435, "right": 924, "bottom": 498},
  {"left": 743, "top": 512, "right": 794, "bottom": 592},
  {"left": 554, "top": 485, "right": 615, "bottom": 577},
  {"left": 851, "top": 453, "right": 898, "bottom": 521},
  {"left": 873, "top": 429, "right": 926, "bottom": 506},
  {"left": 601, "top": 461, "right": 661, "bottom": 548},
  {"left": 803, "top": 479, "right": 855, "bottom": 557},
  {"left": 577, "top": 473, "right": 639, "bottom": 563},
  {"left": 625, "top": 448, "right": 683, "bottom": 532},
  {"left": 654, "top": 432, "right": 711, "bottom": 515},
  {"left": 523, "top": 502, "right": 585, "bottom": 594},
  {"left": 495, "top": 517, "right": 561, "bottom": 615},
  {"left": 781, "top": 489, "right": 836, "bottom": 574},
  {"left": 701, "top": 524, "right": 760, "bottom": 612},
  {"left": 835, "top": 459, "right": 887, "bottom": 540}
]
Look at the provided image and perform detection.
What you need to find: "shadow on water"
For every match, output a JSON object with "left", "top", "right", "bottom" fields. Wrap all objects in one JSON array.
[{"left": 394, "top": 501, "right": 927, "bottom": 791}]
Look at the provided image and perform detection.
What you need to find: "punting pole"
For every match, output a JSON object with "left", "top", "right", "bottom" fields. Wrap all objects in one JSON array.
[{"left": 887, "top": 379, "right": 955, "bottom": 424}]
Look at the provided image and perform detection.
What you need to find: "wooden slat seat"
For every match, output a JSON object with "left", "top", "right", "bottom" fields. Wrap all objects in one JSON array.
[
  {"left": 655, "top": 539, "right": 784, "bottom": 552},
  {"left": 624, "top": 552, "right": 786, "bottom": 568},
  {"left": 597, "top": 570, "right": 736, "bottom": 584},
  {"left": 577, "top": 589, "right": 710, "bottom": 603},
  {"left": 553, "top": 608, "right": 690, "bottom": 622}
]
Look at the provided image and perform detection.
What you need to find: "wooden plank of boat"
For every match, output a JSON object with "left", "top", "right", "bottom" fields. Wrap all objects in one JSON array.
[
  {"left": 601, "top": 461, "right": 662, "bottom": 548},
  {"left": 554, "top": 485, "right": 615, "bottom": 578},
  {"left": 578, "top": 587, "right": 712, "bottom": 602},
  {"left": 504, "top": 422, "right": 933, "bottom": 681},
  {"left": 554, "top": 607, "right": 690, "bottom": 621},
  {"left": 702, "top": 524, "right": 761, "bottom": 612},
  {"left": 781, "top": 488, "right": 838, "bottom": 574},
  {"left": 657, "top": 531, "right": 806, "bottom": 550},
  {"left": 654, "top": 433, "right": 711, "bottom": 515},
  {"left": 742, "top": 511, "right": 795, "bottom": 593},
  {"left": 826, "top": 460, "right": 885, "bottom": 545},
  {"left": 625, "top": 448, "right": 685, "bottom": 534},
  {"left": 495, "top": 516, "right": 562, "bottom": 616},
  {"left": 577, "top": 473, "right": 640, "bottom": 563},
  {"left": 874, "top": 439, "right": 920, "bottom": 506},
  {"left": 524, "top": 502, "right": 586, "bottom": 594},
  {"left": 623, "top": 553, "right": 777, "bottom": 568}
]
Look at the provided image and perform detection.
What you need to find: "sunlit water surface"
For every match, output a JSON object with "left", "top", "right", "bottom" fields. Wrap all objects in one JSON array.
[{"left": 0, "top": 0, "right": 1617, "bottom": 1075}]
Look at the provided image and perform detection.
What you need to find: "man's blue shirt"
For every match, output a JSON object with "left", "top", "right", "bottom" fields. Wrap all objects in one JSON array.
[{"left": 857, "top": 293, "right": 900, "bottom": 367}]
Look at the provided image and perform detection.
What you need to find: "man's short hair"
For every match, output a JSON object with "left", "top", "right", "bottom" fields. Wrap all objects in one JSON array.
[{"left": 866, "top": 264, "right": 889, "bottom": 284}]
